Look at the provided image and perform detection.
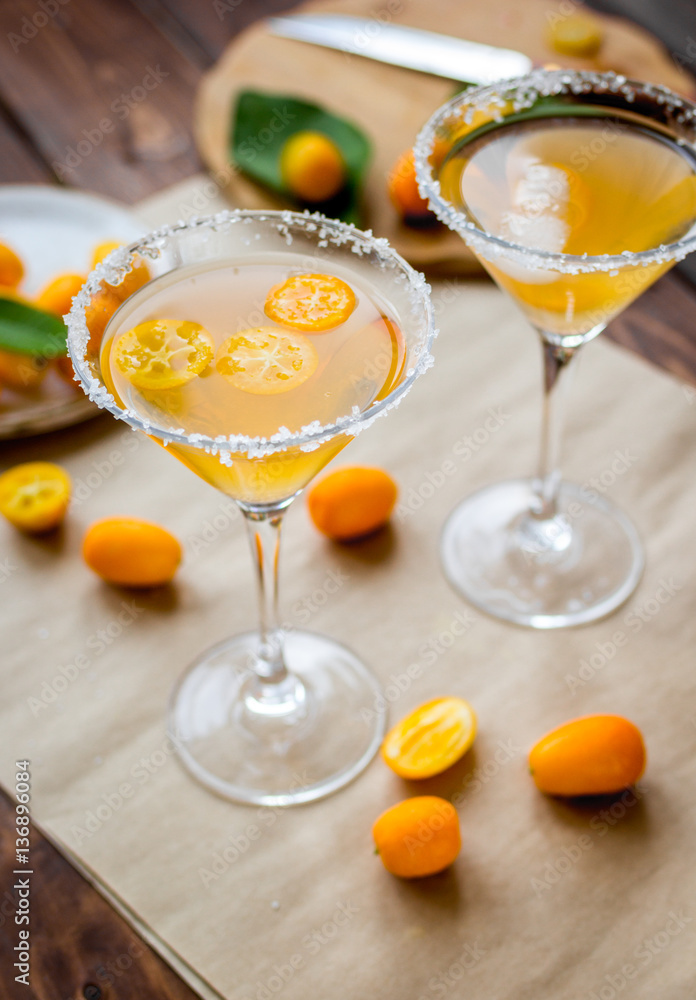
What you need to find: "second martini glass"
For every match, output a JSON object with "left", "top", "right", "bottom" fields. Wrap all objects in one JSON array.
[
  {"left": 67, "top": 210, "right": 434, "bottom": 805},
  {"left": 416, "top": 70, "right": 696, "bottom": 628}
]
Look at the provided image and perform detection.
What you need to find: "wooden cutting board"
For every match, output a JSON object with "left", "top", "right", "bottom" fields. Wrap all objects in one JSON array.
[{"left": 195, "top": 0, "right": 693, "bottom": 274}]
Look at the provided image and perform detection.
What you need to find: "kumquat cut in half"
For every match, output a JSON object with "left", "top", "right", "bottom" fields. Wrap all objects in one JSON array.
[
  {"left": 381, "top": 697, "right": 477, "bottom": 779},
  {"left": 215, "top": 326, "right": 318, "bottom": 395},
  {"left": 114, "top": 319, "right": 214, "bottom": 391},
  {"left": 373, "top": 796, "right": 461, "bottom": 878},
  {"left": 264, "top": 273, "right": 356, "bottom": 332},
  {"left": 0, "top": 461, "right": 71, "bottom": 533}
]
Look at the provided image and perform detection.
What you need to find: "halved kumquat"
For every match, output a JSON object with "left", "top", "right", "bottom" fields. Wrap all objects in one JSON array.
[
  {"left": 0, "top": 461, "right": 71, "bottom": 533},
  {"left": 265, "top": 273, "right": 356, "bottom": 332},
  {"left": 382, "top": 697, "right": 477, "bottom": 779}
]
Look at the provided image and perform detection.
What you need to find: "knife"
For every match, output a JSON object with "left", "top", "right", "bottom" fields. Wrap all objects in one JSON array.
[{"left": 267, "top": 14, "right": 532, "bottom": 85}]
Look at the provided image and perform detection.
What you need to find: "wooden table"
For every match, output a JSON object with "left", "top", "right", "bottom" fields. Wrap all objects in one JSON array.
[{"left": 0, "top": 1, "right": 695, "bottom": 997}]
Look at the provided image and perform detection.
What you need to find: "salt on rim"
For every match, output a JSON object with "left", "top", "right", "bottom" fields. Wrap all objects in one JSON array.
[
  {"left": 66, "top": 209, "right": 436, "bottom": 460},
  {"left": 414, "top": 69, "right": 696, "bottom": 275}
]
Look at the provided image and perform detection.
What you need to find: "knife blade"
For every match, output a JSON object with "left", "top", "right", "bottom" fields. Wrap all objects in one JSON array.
[{"left": 267, "top": 14, "right": 532, "bottom": 85}]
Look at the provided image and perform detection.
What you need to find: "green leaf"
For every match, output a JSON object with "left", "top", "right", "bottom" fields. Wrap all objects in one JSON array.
[
  {"left": 231, "top": 90, "right": 371, "bottom": 225},
  {"left": 0, "top": 297, "right": 67, "bottom": 358}
]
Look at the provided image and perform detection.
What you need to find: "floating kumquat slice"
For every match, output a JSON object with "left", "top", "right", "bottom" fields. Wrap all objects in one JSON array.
[
  {"left": 114, "top": 319, "right": 214, "bottom": 391},
  {"left": 215, "top": 326, "right": 318, "bottom": 395},
  {"left": 381, "top": 697, "right": 477, "bottom": 779},
  {"left": 0, "top": 461, "right": 71, "bottom": 533},
  {"left": 264, "top": 273, "right": 356, "bottom": 332}
]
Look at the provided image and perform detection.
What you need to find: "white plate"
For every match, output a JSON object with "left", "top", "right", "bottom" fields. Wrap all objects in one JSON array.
[{"left": 0, "top": 185, "right": 146, "bottom": 440}]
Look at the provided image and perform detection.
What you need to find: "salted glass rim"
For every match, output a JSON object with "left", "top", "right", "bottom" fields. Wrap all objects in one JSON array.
[
  {"left": 66, "top": 209, "right": 435, "bottom": 458},
  {"left": 414, "top": 69, "right": 696, "bottom": 274}
]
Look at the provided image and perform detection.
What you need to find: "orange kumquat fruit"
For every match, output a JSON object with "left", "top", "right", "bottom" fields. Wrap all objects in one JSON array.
[
  {"left": 82, "top": 517, "right": 182, "bottom": 587},
  {"left": 382, "top": 697, "right": 477, "bottom": 779},
  {"left": 307, "top": 466, "right": 397, "bottom": 541},
  {"left": 373, "top": 796, "right": 461, "bottom": 878}
]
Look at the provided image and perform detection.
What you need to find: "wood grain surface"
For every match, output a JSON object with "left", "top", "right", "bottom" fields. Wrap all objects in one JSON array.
[{"left": 0, "top": 788, "right": 207, "bottom": 999}]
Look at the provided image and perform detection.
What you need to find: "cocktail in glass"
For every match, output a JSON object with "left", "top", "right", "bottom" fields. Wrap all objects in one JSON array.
[
  {"left": 67, "top": 211, "right": 434, "bottom": 805},
  {"left": 416, "top": 70, "right": 696, "bottom": 628}
]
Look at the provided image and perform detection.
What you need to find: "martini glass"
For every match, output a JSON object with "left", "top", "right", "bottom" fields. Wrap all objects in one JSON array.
[
  {"left": 415, "top": 70, "right": 696, "bottom": 628},
  {"left": 67, "top": 210, "right": 434, "bottom": 805}
]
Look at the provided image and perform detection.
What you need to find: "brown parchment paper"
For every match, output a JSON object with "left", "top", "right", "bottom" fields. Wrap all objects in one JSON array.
[{"left": 1, "top": 180, "right": 695, "bottom": 1000}]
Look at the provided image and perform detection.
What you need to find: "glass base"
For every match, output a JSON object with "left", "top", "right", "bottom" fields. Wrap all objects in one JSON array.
[
  {"left": 441, "top": 479, "right": 644, "bottom": 629},
  {"left": 167, "top": 630, "right": 386, "bottom": 806}
]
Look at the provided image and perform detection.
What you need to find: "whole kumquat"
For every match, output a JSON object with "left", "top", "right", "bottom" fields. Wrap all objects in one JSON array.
[
  {"left": 84, "top": 287, "right": 122, "bottom": 354},
  {"left": 35, "top": 273, "right": 86, "bottom": 317},
  {"left": 387, "top": 149, "right": 434, "bottom": 224},
  {"left": 307, "top": 466, "right": 397, "bottom": 541},
  {"left": 82, "top": 517, "right": 182, "bottom": 587},
  {"left": 382, "top": 697, "right": 477, "bottom": 779},
  {"left": 548, "top": 13, "right": 604, "bottom": 56},
  {"left": 91, "top": 241, "right": 150, "bottom": 301},
  {"left": 0, "top": 242, "right": 24, "bottom": 289},
  {"left": 0, "top": 350, "right": 49, "bottom": 390},
  {"left": 529, "top": 714, "right": 646, "bottom": 796},
  {"left": 280, "top": 130, "right": 346, "bottom": 203},
  {"left": 0, "top": 461, "right": 71, "bottom": 533},
  {"left": 373, "top": 796, "right": 461, "bottom": 878}
]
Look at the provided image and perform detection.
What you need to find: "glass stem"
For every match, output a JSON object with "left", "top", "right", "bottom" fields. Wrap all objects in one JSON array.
[
  {"left": 243, "top": 508, "right": 288, "bottom": 687},
  {"left": 533, "top": 336, "right": 579, "bottom": 520}
]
